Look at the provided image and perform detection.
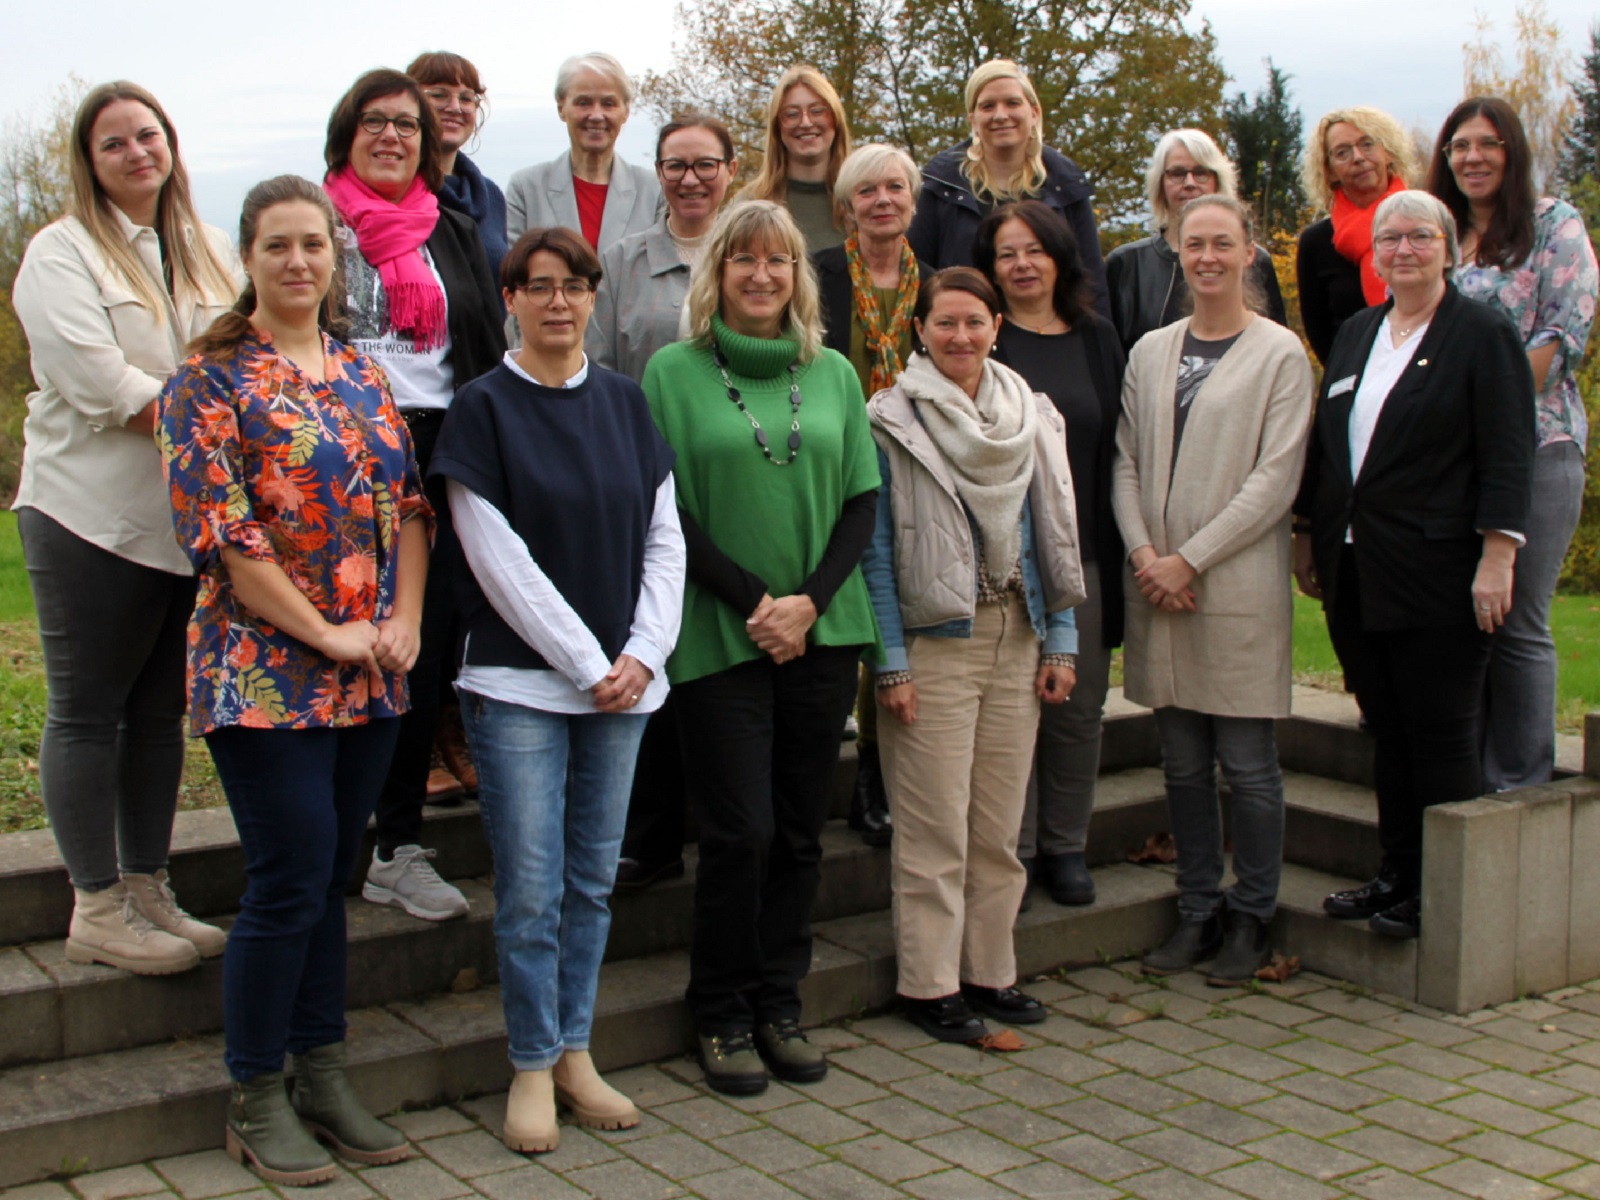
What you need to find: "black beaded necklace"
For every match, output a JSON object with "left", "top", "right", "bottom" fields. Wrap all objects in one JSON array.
[{"left": 711, "top": 339, "right": 803, "bottom": 466}]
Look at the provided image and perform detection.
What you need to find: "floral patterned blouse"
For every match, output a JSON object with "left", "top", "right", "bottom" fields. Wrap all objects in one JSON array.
[
  {"left": 158, "top": 330, "right": 432, "bottom": 734},
  {"left": 1455, "top": 197, "right": 1599, "bottom": 450}
]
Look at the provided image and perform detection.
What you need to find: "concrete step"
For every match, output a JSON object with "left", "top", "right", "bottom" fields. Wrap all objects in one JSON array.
[
  {"left": 0, "top": 862, "right": 1178, "bottom": 1188},
  {"left": 0, "top": 824, "right": 893, "bottom": 1072},
  {"left": 1274, "top": 860, "right": 1419, "bottom": 1003}
]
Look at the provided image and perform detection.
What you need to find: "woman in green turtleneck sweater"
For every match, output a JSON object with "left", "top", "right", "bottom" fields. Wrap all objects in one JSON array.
[{"left": 641, "top": 200, "right": 880, "bottom": 1097}]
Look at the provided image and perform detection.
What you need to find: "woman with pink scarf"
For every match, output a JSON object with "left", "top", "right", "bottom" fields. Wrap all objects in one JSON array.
[
  {"left": 1295, "top": 106, "right": 1418, "bottom": 365},
  {"left": 322, "top": 69, "right": 505, "bottom": 923}
]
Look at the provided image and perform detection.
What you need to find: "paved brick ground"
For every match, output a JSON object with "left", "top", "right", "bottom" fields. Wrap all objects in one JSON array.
[{"left": 14, "top": 963, "right": 1600, "bottom": 1200}]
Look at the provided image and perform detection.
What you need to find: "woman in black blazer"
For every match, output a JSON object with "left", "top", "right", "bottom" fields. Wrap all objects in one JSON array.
[
  {"left": 972, "top": 199, "right": 1126, "bottom": 912},
  {"left": 1293, "top": 190, "right": 1534, "bottom": 938}
]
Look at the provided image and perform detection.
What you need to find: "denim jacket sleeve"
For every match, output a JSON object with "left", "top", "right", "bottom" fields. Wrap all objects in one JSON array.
[
  {"left": 1043, "top": 607, "right": 1078, "bottom": 656},
  {"left": 1027, "top": 496, "right": 1078, "bottom": 656},
  {"left": 860, "top": 446, "right": 909, "bottom": 673}
]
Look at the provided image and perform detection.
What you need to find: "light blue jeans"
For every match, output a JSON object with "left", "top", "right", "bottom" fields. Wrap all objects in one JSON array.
[
  {"left": 460, "top": 690, "right": 649, "bottom": 1071},
  {"left": 1154, "top": 707, "right": 1284, "bottom": 924}
]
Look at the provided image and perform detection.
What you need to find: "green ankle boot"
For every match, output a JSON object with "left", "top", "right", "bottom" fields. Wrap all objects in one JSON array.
[
  {"left": 225, "top": 1072, "right": 337, "bottom": 1187},
  {"left": 290, "top": 1042, "right": 412, "bottom": 1164}
]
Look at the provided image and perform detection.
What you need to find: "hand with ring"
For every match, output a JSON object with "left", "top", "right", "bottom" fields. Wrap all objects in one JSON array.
[{"left": 592, "top": 654, "right": 653, "bottom": 713}]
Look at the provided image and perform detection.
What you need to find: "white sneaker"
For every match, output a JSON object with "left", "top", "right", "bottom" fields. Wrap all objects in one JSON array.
[{"left": 362, "top": 845, "right": 469, "bottom": 921}]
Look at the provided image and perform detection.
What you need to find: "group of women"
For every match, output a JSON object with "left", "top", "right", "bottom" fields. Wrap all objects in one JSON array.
[{"left": 10, "top": 42, "right": 1595, "bottom": 1185}]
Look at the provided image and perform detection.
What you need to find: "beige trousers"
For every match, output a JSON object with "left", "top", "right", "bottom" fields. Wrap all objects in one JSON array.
[{"left": 879, "top": 598, "right": 1041, "bottom": 998}]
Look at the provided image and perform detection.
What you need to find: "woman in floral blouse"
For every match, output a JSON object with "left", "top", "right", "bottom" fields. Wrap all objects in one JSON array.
[
  {"left": 1428, "top": 97, "right": 1600, "bottom": 791},
  {"left": 159, "top": 175, "right": 429, "bottom": 1187}
]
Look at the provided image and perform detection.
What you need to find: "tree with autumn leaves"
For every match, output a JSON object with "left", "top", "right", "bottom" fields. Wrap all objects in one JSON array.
[{"left": 638, "top": 0, "right": 1228, "bottom": 229}]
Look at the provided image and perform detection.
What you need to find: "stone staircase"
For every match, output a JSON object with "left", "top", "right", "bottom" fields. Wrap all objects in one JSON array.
[{"left": 0, "top": 688, "right": 1583, "bottom": 1186}]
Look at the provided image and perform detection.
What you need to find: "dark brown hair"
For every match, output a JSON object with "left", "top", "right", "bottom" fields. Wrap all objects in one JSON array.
[
  {"left": 912, "top": 266, "right": 1002, "bottom": 352},
  {"left": 1427, "top": 96, "right": 1536, "bottom": 269},
  {"left": 188, "top": 175, "right": 348, "bottom": 358},
  {"left": 656, "top": 112, "right": 735, "bottom": 164},
  {"left": 501, "top": 226, "right": 603, "bottom": 293},
  {"left": 324, "top": 68, "right": 445, "bottom": 193},
  {"left": 972, "top": 200, "right": 1093, "bottom": 325},
  {"left": 406, "top": 52, "right": 489, "bottom": 138}
]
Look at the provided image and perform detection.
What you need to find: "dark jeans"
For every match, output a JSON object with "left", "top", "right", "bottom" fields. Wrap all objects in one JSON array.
[
  {"left": 374, "top": 410, "right": 455, "bottom": 856},
  {"left": 620, "top": 692, "right": 688, "bottom": 868},
  {"left": 18, "top": 507, "right": 197, "bottom": 891},
  {"left": 206, "top": 719, "right": 400, "bottom": 1081},
  {"left": 1326, "top": 547, "right": 1490, "bottom": 881},
  {"left": 674, "top": 646, "right": 860, "bottom": 1034}
]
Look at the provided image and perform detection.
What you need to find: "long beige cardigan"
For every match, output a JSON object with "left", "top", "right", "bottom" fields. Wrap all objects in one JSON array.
[{"left": 1111, "top": 316, "right": 1314, "bottom": 718}]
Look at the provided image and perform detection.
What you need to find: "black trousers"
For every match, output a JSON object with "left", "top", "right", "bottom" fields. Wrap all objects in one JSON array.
[
  {"left": 1325, "top": 547, "right": 1491, "bottom": 881},
  {"left": 674, "top": 645, "right": 860, "bottom": 1034},
  {"left": 373, "top": 409, "right": 457, "bottom": 855},
  {"left": 620, "top": 693, "right": 688, "bottom": 867}
]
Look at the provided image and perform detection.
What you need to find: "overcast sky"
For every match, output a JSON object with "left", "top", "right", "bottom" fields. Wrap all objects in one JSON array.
[{"left": 4, "top": 0, "right": 1596, "bottom": 232}]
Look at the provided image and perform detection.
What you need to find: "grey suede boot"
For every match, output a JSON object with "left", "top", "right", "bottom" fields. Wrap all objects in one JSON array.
[
  {"left": 290, "top": 1043, "right": 413, "bottom": 1164},
  {"left": 225, "top": 1073, "right": 337, "bottom": 1187}
]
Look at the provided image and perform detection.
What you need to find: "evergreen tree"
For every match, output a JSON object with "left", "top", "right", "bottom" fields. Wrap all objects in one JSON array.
[
  {"left": 1557, "top": 24, "right": 1600, "bottom": 190},
  {"left": 1222, "top": 61, "right": 1305, "bottom": 243}
]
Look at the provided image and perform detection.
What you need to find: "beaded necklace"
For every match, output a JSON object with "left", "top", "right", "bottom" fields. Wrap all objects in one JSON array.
[{"left": 711, "top": 339, "right": 803, "bottom": 466}]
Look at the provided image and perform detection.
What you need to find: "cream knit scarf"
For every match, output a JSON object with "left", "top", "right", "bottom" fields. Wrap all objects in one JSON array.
[{"left": 898, "top": 351, "right": 1037, "bottom": 588}]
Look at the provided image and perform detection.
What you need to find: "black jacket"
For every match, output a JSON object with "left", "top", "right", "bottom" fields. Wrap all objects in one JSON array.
[
  {"left": 1295, "top": 217, "right": 1366, "bottom": 367},
  {"left": 1295, "top": 285, "right": 1535, "bottom": 631},
  {"left": 429, "top": 207, "right": 507, "bottom": 389},
  {"left": 1104, "top": 234, "right": 1287, "bottom": 354},
  {"left": 906, "top": 141, "right": 1110, "bottom": 321},
  {"left": 812, "top": 243, "right": 935, "bottom": 361}
]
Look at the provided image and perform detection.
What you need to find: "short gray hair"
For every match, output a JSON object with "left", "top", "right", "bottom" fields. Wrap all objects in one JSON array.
[
  {"left": 554, "top": 52, "right": 633, "bottom": 105},
  {"left": 833, "top": 144, "right": 922, "bottom": 207},
  {"left": 1372, "top": 189, "right": 1460, "bottom": 277},
  {"left": 1146, "top": 129, "right": 1238, "bottom": 232}
]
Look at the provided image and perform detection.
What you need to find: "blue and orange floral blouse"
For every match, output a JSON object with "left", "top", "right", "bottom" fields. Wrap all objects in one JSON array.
[
  {"left": 1456, "top": 197, "right": 1599, "bottom": 450},
  {"left": 158, "top": 329, "right": 432, "bottom": 735}
]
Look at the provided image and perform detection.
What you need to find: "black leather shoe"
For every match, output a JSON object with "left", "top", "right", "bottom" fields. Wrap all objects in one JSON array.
[
  {"left": 960, "top": 983, "right": 1047, "bottom": 1025},
  {"left": 1040, "top": 852, "right": 1095, "bottom": 906},
  {"left": 848, "top": 744, "right": 893, "bottom": 847},
  {"left": 614, "top": 857, "right": 685, "bottom": 893},
  {"left": 1324, "top": 865, "right": 1414, "bottom": 920},
  {"left": 1369, "top": 893, "right": 1421, "bottom": 939},
  {"left": 1018, "top": 857, "right": 1035, "bottom": 914},
  {"left": 900, "top": 993, "right": 989, "bottom": 1043},
  {"left": 1206, "top": 911, "right": 1272, "bottom": 986},
  {"left": 1142, "top": 916, "right": 1223, "bottom": 975}
]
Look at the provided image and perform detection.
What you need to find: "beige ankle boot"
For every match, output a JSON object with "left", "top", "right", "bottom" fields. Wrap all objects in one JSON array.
[
  {"left": 123, "top": 870, "right": 227, "bottom": 958},
  {"left": 65, "top": 882, "right": 201, "bottom": 975},
  {"left": 553, "top": 1050, "right": 640, "bottom": 1130},
  {"left": 503, "top": 1068, "right": 558, "bottom": 1153}
]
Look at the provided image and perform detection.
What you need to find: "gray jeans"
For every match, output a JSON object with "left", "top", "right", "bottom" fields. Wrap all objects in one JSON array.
[
  {"left": 1483, "top": 440, "right": 1584, "bottom": 791},
  {"left": 1154, "top": 706, "right": 1284, "bottom": 923},
  {"left": 1019, "top": 562, "right": 1110, "bottom": 859},
  {"left": 18, "top": 508, "right": 196, "bottom": 891}
]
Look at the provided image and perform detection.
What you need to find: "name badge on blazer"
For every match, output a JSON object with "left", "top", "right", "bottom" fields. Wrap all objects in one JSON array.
[{"left": 1328, "top": 375, "right": 1357, "bottom": 398}]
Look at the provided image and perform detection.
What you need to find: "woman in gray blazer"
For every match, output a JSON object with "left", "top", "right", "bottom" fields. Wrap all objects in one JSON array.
[{"left": 505, "top": 52, "right": 660, "bottom": 255}]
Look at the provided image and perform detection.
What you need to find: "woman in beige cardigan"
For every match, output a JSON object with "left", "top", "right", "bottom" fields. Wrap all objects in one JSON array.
[{"left": 1111, "top": 195, "right": 1313, "bottom": 986}]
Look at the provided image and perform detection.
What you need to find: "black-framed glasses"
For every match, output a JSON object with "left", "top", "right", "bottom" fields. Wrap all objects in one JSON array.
[
  {"left": 358, "top": 112, "right": 421, "bottom": 138},
  {"left": 1328, "top": 136, "right": 1379, "bottom": 165},
  {"left": 1446, "top": 136, "right": 1506, "bottom": 159},
  {"left": 422, "top": 87, "right": 482, "bottom": 110},
  {"left": 516, "top": 279, "right": 594, "bottom": 303},
  {"left": 1163, "top": 166, "right": 1217, "bottom": 184},
  {"left": 658, "top": 157, "right": 729, "bottom": 182}
]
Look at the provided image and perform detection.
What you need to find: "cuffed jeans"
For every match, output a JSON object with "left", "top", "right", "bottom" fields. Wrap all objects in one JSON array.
[
  {"left": 18, "top": 507, "right": 196, "bottom": 892},
  {"left": 460, "top": 692, "right": 647, "bottom": 1070},
  {"left": 1483, "top": 440, "right": 1584, "bottom": 790},
  {"left": 880, "top": 599, "right": 1039, "bottom": 998},
  {"left": 1021, "top": 562, "right": 1110, "bottom": 859},
  {"left": 674, "top": 645, "right": 860, "bottom": 1034},
  {"left": 1154, "top": 707, "right": 1284, "bottom": 924},
  {"left": 205, "top": 719, "right": 400, "bottom": 1082}
]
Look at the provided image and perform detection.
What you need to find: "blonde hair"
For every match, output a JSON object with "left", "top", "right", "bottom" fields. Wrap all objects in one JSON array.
[
  {"left": 833, "top": 144, "right": 922, "bottom": 218},
  {"left": 1145, "top": 129, "right": 1239, "bottom": 231},
  {"left": 1301, "top": 106, "right": 1418, "bottom": 212},
  {"left": 736, "top": 65, "right": 853, "bottom": 210},
  {"left": 962, "top": 60, "right": 1047, "bottom": 203},
  {"left": 686, "top": 200, "right": 824, "bottom": 361},
  {"left": 69, "top": 81, "right": 236, "bottom": 318}
]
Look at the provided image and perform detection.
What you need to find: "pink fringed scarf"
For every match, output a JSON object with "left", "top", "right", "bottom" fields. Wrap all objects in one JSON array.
[
  {"left": 1330, "top": 174, "right": 1407, "bottom": 307},
  {"left": 323, "top": 168, "right": 447, "bottom": 350}
]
